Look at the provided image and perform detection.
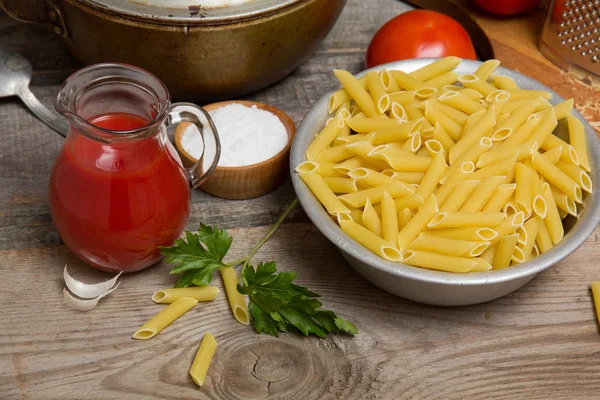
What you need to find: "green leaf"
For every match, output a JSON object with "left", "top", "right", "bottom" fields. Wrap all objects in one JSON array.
[
  {"left": 159, "top": 225, "right": 232, "bottom": 287},
  {"left": 240, "top": 261, "right": 358, "bottom": 338}
]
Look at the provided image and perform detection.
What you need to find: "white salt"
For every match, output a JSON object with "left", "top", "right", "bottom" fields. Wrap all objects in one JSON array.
[{"left": 181, "top": 103, "right": 288, "bottom": 167}]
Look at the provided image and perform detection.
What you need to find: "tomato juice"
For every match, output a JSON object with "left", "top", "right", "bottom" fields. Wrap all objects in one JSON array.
[{"left": 49, "top": 113, "right": 191, "bottom": 272}]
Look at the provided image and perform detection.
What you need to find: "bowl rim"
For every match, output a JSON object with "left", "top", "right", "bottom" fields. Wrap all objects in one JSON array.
[
  {"left": 175, "top": 99, "right": 295, "bottom": 171},
  {"left": 290, "top": 58, "right": 600, "bottom": 287}
]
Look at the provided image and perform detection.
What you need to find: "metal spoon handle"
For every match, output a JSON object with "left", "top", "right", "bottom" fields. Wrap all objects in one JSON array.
[{"left": 18, "top": 87, "right": 69, "bottom": 137}]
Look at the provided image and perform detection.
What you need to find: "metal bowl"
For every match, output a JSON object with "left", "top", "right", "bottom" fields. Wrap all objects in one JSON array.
[{"left": 291, "top": 58, "right": 600, "bottom": 306}]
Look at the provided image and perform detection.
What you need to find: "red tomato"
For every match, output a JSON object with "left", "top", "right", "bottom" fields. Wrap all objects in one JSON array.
[
  {"left": 473, "top": 0, "right": 540, "bottom": 16},
  {"left": 366, "top": 10, "right": 477, "bottom": 68}
]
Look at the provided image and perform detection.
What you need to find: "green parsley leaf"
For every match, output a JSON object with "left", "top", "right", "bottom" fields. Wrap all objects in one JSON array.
[
  {"left": 238, "top": 262, "right": 358, "bottom": 338},
  {"left": 158, "top": 224, "right": 232, "bottom": 287}
]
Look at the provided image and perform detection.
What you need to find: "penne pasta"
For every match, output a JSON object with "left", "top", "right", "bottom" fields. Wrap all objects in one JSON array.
[
  {"left": 379, "top": 69, "right": 401, "bottom": 92},
  {"left": 371, "top": 118, "right": 423, "bottom": 145},
  {"left": 490, "top": 212, "right": 525, "bottom": 245},
  {"left": 381, "top": 192, "right": 399, "bottom": 246},
  {"left": 397, "top": 208, "right": 413, "bottom": 231},
  {"left": 397, "top": 194, "right": 438, "bottom": 251},
  {"left": 389, "top": 90, "right": 417, "bottom": 105},
  {"left": 424, "top": 72, "right": 459, "bottom": 88},
  {"left": 543, "top": 184, "right": 565, "bottom": 244},
  {"left": 189, "top": 333, "right": 217, "bottom": 387},
  {"left": 440, "top": 179, "right": 480, "bottom": 212},
  {"left": 492, "top": 233, "right": 520, "bottom": 269},
  {"left": 458, "top": 73, "right": 498, "bottom": 97},
  {"left": 315, "top": 143, "right": 355, "bottom": 163},
  {"left": 345, "top": 141, "right": 391, "bottom": 171},
  {"left": 340, "top": 219, "right": 402, "bottom": 261},
  {"left": 401, "top": 249, "right": 477, "bottom": 273},
  {"left": 523, "top": 108, "right": 558, "bottom": 151},
  {"left": 390, "top": 70, "right": 437, "bottom": 98},
  {"left": 391, "top": 170, "right": 426, "bottom": 184},
  {"left": 152, "top": 287, "right": 220, "bottom": 304},
  {"left": 541, "top": 134, "right": 580, "bottom": 165},
  {"left": 349, "top": 167, "right": 412, "bottom": 189},
  {"left": 132, "top": 297, "right": 198, "bottom": 340},
  {"left": 422, "top": 226, "right": 498, "bottom": 242},
  {"left": 459, "top": 176, "right": 505, "bottom": 213},
  {"left": 536, "top": 221, "right": 554, "bottom": 254},
  {"left": 410, "top": 56, "right": 461, "bottom": 81},
  {"left": 516, "top": 216, "right": 542, "bottom": 262},
  {"left": 492, "top": 98, "right": 541, "bottom": 141},
  {"left": 592, "top": 282, "right": 600, "bottom": 325},
  {"left": 424, "top": 100, "right": 462, "bottom": 141},
  {"left": 508, "top": 89, "right": 552, "bottom": 100},
  {"left": 306, "top": 118, "right": 342, "bottom": 160},
  {"left": 480, "top": 245, "right": 497, "bottom": 265},
  {"left": 514, "top": 163, "right": 533, "bottom": 216},
  {"left": 449, "top": 106, "right": 495, "bottom": 163},
  {"left": 435, "top": 161, "right": 475, "bottom": 204},
  {"left": 415, "top": 153, "right": 447, "bottom": 201},
  {"left": 221, "top": 267, "right": 250, "bottom": 325},
  {"left": 531, "top": 152, "right": 582, "bottom": 202},
  {"left": 405, "top": 103, "right": 435, "bottom": 134},
  {"left": 369, "top": 144, "right": 432, "bottom": 171},
  {"left": 555, "top": 160, "right": 592, "bottom": 193},
  {"left": 409, "top": 234, "right": 489, "bottom": 257},
  {"left": 474, "top": 59, "right": 501, "bottom": 80},
  {"left": 427, "top": 212, "right": 505, "bottom": 229},
  {"left": 323, "top": 177, "right": 358, "bottom": 194},
  {"left": 295, "top": 161, "right": 345, "bottom": 178},
  {"left": 438, "top": 90, "right": 486, "bottom": 115},
  {"left": 470, "top": 151, "right": 519, "bottom": 181},
  {"left": 498, "top": 113, "right": 541, "bottom": 149},
  {"left": 367, "top": 70, "right": 390, "bottom": 113},
  {"left": 300, "top": 173, "right": 350, "bottom": 215},
  {"left": 490, "top": 74, "right": 520, "bottom": 91},
  {"left": 553, "top": 98, "right": 574, "bottom": 120},
  {"left": 362, "top": 198, "right": 383, "bottom": 237},
  {"left": 334, "top": 156, "right": 373, "bottom": 174},
  {"left": 346, "top": 117, "right": 401, "bottom": 132},
  {"left": 568, "top": 115, "right": 591, "bottom": 172},
  {"left": 334, "top": 69, "right": 379, "bottom": 117},
  {"left": 338, "top": 182, "right": 414, "bottom": 208}
]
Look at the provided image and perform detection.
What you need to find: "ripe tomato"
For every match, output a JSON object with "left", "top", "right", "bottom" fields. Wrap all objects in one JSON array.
[
  {"left": 366, "top": 10, "right": 477, "bottom": 68},
  {"left": 473, "top": 0, "right": 540, "bottom": 16}
]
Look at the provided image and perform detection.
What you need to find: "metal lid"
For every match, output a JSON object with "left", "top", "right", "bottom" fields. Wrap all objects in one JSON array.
[{"left": 78, "top": 0, "right": 301, "bottom": 25}]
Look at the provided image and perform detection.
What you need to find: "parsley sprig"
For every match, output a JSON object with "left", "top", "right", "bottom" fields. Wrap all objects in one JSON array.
[{"left": 158, "top": 198, "right": 357, "bottom": 338}]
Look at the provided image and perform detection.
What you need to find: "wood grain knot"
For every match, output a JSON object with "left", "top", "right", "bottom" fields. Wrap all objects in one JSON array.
[{"left": 214, "top": 337, "right": 341, "bottom": 399}]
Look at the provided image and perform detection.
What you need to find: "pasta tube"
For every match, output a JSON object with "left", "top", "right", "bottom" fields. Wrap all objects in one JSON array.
[
  {"left": 340, "top": 219, "right": 402, "bottom": 261},
  {"left": 592, "top": 282, "right": 600, "bottom": 325},
  {"left": 491, "top": 74, "right": 520, "bottom": 91},
  {"left": 460, "top": 176, "right": 505, "bottom": 212},
  {"left": 458, "top": 73, "right": 498, "bottom": 97},
  {"left": 367, "top": 70, "right": 390, "bottom": 113},
  {"left": 422, "top": 227, "right": 498, "bottom": 242},
  {"left": 362, "top": 199, "right": 383, "bottom": 237},
  {"left": 338, "top": 182, "right": 414, "bottom": 208},
  {"left": 474, "top": 59, "right": 500, "bottom": 80},
  {"left": 409, "top": 234, "right": 489, "bottom": 257},
  {"left": 333, "top": 69, "right": 379, "bottom": 117},
  {"left": 132, "top": 297, "right": 198, "bottom": 340},
  {"left": 438, "top": 90, "right": 485, "bottom": 115},
  {"left": 381, "top": 192, "right": 399, "bottom": 246},
  {"left": 300, "top": 173, "right": 350, "bottom": 215},
  {"left": 305, "top": 118, "right": 342, "bottom": 161},
  {"left": 397, "top": 194, "right": 438, "bottom": 251},
  {"left": 410, "top": 56, "right": 461, "bottom": 81},
  {"left": 492, "top": 233, "right": 519, "bottom": 270},
  {"left": 568, "top": 115, "right": 591, "bottom": 172},
  {"left": 531, "top": 152, "right": 582, "bottom": 202},
  {"left": 427, "top": 212, "right": 505, "bottom": 229},
  {"left": 514, "top": 163, "right": 533, "bottom": 216},
  {"left": 323, "top": 177, "right": 358, "bottom": 194},
  {"left": 152, "top": 287, "right": 220, "bottom": 304},
  {"left": 415, "top": 153, "right": 447, "bottom": 201},
  {"left": 440, "top": 180, "right": 480, "bottom": 212},
  {"left": 424, "top": 100, "right": 462, "bottom": 141},
  {"left": 397, "top": 208, "right": 413, "bottom": 231},
  {"left": 543, "top": 184, "right": 565, "bottom": 244},
  {"left": 296, "top": 161, "right": 345, "bottom": 178},
  {"left": 221, "top": 267, "right": 250, "bottom": 325},
  {"left": 401, "top": 249, "right": 477, "bottom": 273},
  {"left": 189, "top": 333, "right": 217, "bottom": 387}
]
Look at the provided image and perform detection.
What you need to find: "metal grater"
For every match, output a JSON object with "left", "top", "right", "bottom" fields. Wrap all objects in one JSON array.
[{"left": 540, "top": 0, "right": 600, "bottom": 83}]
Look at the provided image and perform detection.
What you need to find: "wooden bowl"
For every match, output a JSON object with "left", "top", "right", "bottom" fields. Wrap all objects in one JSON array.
[{"left": 174, "top": 100, "right": 295, "bottom": 200}]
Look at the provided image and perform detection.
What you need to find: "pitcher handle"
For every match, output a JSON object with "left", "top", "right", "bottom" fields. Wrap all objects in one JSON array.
[{"left": 168, "top": 103, "right": 221, "bottom": 190}]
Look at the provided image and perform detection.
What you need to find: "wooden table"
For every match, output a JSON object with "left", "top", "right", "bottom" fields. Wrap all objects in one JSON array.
[{"left": 2, "top": 1, "right": 600, "bottom": 399}]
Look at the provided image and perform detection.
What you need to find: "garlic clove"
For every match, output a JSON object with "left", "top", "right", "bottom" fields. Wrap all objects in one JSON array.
[
  {"left": 63, "top": 282, "right": 121, "bottom": 311},
  {"left": 63, "top": 265, "right": 121, "bottom": 299}
]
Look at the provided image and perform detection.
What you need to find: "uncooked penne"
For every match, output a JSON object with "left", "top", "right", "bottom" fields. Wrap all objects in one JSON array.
[
  {"left": 438, "top": 90, "right": 485, "bottom": 115},
  {"left": 490, "top": 74, "right": 520, "bottom": 91},
  {"left": 220, "top": 267, "right": 250, "bottom": 325},
  {"left": 189, "top": 333, "right": 217, "bottom": 387},
  {"left": 543, "top": 183, "right": 564, "bottom": 244},
  {"left": 568, "top": 115, "right": 591, "bottom": 172},
  {"left": 409, "top": 234, "right": 489, "bottom": 257},
  {"left": 381, "top": 192, "right": 399, "bottom": 246},
  {"left": 300, "top": 173, "right": 350, "bottom": 215},
  {"left": 397, "top": 194, "right": 438, "bottom": 251},
  {"left": 401, "top": 249, "right": 477, "bottom": 273},
  {"left": 415, "top": 153, "right": 447, "bottom": 201},
  {"left": 427, "top": 212, "right": 504, "bottom": 229},
  {"left": 410, "top": 56, "right": 461, "bottom": 82},
  {"left": 474, "top": 59, "right": 500, "bottom": 80},
  {"left": 492, "top": 233, "right": 519, "bottom": 270},
  {"left": 362, "top": 198, "right": 383, "bottom": 237},
  {"left": 531, "top": 152, "right": 582, "bottom": 203},
  {"left": 424, "top": 100, "right": 462, "bottom": 141},
  {"left": 132, "top": 297, "right": 198, "bottom": 340},
  {"left": 422, "top": 227, "right": 498, "bottom": 242},
  {"left": 460, "top": 176, "right": 505, "bottom": 212},
  {"left": 367, "top": 70, "right": 390, "bottom": 113},
  {"left": 458, "top": 73, "right": 498, "bottom": 97},
  {"left": 338, "top": 182, "right": 414, "bottom": 208},
  {"left": 340, "top": 219, "right": 401, "bottom": 261},
  {"left": 152, "top": 287, "right": 220, "bottom": 304},
  {"left": 334, "top": 69, "right": 379, "bottom": 117},
  {"left": 390, "top": 70, "right": 437, "bottom": 98},
  {"left": 514, "top": 163, "right": 533, "bottom": 216},
  {"left": 440, "top": 180, "right": 480, "bottom": 212}
]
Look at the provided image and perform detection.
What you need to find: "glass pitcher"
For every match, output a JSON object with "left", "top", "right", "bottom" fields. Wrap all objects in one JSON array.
[{"left": 49, "top": 63, "right": 220, "bottom": 273}]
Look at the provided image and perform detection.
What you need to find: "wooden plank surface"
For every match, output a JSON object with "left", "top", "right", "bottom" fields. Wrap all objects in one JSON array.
[{"left": 1, "top": 0, "right": 600, "bottom": 399}]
